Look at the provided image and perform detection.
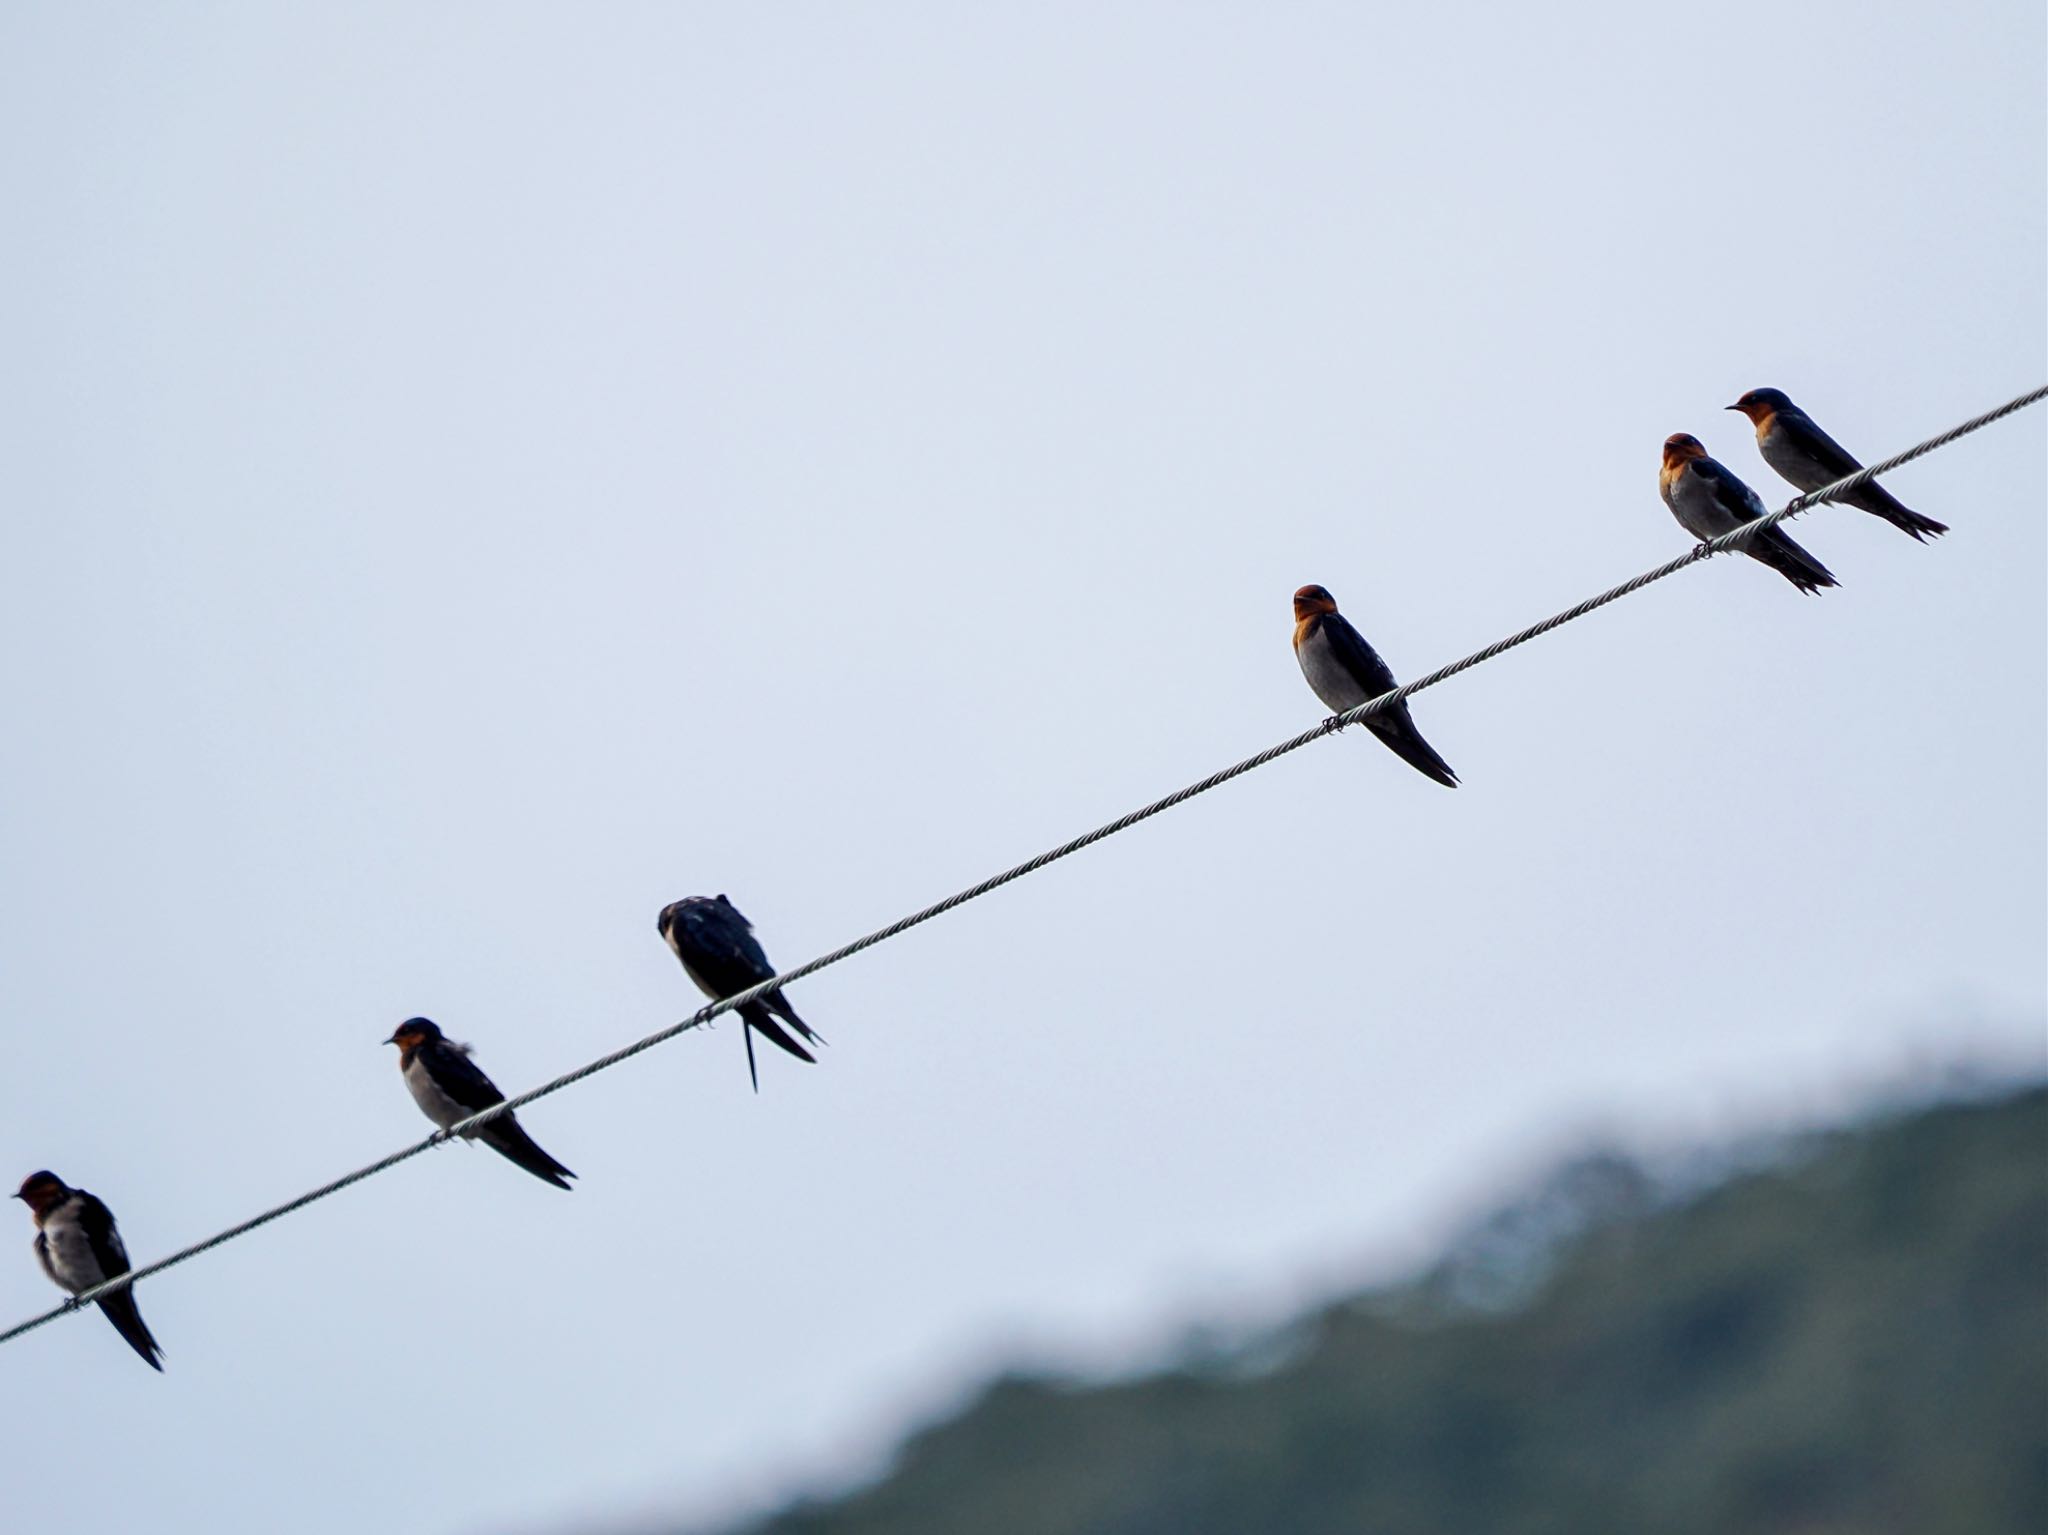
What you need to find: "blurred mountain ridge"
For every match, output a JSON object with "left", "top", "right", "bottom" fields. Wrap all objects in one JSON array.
[{"left": 600, "top": 1078, "right": 2048, "bottom": 1535}]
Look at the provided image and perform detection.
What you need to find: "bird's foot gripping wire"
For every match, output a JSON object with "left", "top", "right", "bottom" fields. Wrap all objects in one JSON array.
[
  {"left": 1693, "top": 541, "right": 1716, "bottom": 559},
  {"left": 1321, "top": 715, "right": 1347, "bottom": 736}
]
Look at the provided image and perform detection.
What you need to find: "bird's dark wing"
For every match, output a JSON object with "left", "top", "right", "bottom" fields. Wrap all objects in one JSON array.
[
  {"left": 678, "top": 906, "right": 779, "bottom": 997},
  {"left": 1779, "top": 411, "right": 1863, "bottom": 481},
  {"left": 713, "top": 898, "right": 779, "bottom": 974},
  {"left": 1322, "top": 614, "right": 1401, "bottom": 700},
  {"left": 1695, "top": 458, "right": 1764, "bottom": 524},
  {"left": 75, "top": 1192, "right": 132, "bottom": 1280},
  {"left": 1784, "top": 413, "right": 1947, "bottom": 539},
  {"left": 422, "top": 1041, "right": 507, "bottom": 1114},
  {"left": 78, "top": 1192, "right": 162, "bottom": 1370}
]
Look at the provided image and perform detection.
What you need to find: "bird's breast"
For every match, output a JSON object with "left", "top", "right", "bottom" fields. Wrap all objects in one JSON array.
[
  {"left": 36, "top": 1205, "right": 107, "bottom": 1294},
  {"left": 402, "top": 1056, "right": 469, "bottom": 1132},
  {"left": 1756, "top": 423, "right": 1825, "bottom": 491},
  {"left": 1664, "top": 465, "right": 1731, "bottom": 539},
  {"left": 1295, "top": 624, "right": 1367, "bottom": 713}
]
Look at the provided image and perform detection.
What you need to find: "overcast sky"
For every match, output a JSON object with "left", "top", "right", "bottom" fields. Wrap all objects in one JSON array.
[{"left": 1, "top": 6, "right": 2041, "bottom": 1533}]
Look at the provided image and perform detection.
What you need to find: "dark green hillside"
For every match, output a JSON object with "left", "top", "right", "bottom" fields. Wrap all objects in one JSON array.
[{"left": 710, "top": 1086, "right": 2046, "bottom": 1535}]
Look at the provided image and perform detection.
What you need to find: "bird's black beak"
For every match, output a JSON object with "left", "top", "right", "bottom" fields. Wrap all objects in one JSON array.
[
  {"left": 383, "top": 1031, "right": 402, "bottom": 1046},
  {"left": 1724, "top": 402, "right": 1744, "bottom": 412}
]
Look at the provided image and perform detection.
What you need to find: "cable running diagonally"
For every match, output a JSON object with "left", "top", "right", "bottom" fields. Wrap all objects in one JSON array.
[{"left": 3, "top": 381, "right": 2040, "bottom": 1354}]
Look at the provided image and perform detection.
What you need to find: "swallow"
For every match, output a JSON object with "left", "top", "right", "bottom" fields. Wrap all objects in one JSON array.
[
  {"left": 1291, "top": 585, "right": 1458, "bottom": 787},
  {"left": 14, "top": 1171, "right": 163, "bottom": 1371},
  {"left": 385, "top": 1018, "right": 575, "bottom": 1190},
  {"left": 659, "top": 895, "right": 824, "bottom": 1090},
  {"left": 1728, "top": 388, "right": 1947, "bottom": 541},
  {"left": 1659, "top": 434, "right": 1838, "bottom": 594}
]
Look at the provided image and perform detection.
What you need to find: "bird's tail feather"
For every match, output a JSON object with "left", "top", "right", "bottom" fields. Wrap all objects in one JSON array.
[
  {"left": 1369, "top": 710, "right": 1460, "bottom": 788},
  {"left": 765, "top": 990, "right": 825, "bottom": 1048},
  {"left": 744, "top": 1004, "right": 819, "bottom": 1067},
  {"left": 1848, "top": 485, "right": 1947, "bottom": 542},
  {"left": 482, "top": 1118, "right": 575, "bottom": 1190},
  {"left": 1749, "top": 527, "right": 1839, "bottom": 593},
  {"left": 98, "top": 1288, "right": 164, "bottom": 1371}
]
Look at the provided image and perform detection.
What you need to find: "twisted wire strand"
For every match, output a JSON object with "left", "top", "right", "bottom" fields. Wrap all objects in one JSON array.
[{"left": 4, "top": 381, "right": 2040, "bottom": 1353}]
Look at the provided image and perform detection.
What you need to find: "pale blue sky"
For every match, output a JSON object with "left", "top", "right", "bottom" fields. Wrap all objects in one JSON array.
[{"left": 1, "top": 6, "right": 2041, "bottom": 1533}]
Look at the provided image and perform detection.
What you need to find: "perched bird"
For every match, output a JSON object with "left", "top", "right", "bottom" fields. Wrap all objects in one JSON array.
[
  {"left": 1728, "top": 387, "right": 1948, "bottom": 541},
  {"left": 385, "top": 1018, "right": 575, "bottom": 1190},
  {"left": 1658, "top": 434, "right": 1838, "bottom": 594},
  {"left": 1291, "top": 585, "right": 1458, "bottom": 787},
  {"left": 14, "top": 1171, "right": 163, "bottom": 1371},
  {"left": 659, "top": 895, "right": 823, "bottom": 1090}
]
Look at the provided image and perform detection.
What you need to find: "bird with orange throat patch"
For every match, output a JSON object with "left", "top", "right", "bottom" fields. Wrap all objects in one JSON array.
[
  {"left": 386, "top": 1018, "right": 577, "bottom": 1189},
  {"left": 1658, "top": 433, "right": 1838, "bottom": 594},
  {"left": 14, "top": 1170, "right": 163, "bottom": 1370},
  {"left": 1291, "top": 584, "right": 1459, "bottom": 787},
  {"left": 1728, "top": 387, "right": 1948, "bottom": 542}
]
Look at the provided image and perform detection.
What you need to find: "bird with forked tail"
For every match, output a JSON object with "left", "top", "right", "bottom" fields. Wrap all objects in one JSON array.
[
  {"left": 1292, "top": 584, "right": 1459, "bottom": 787},
  {"left": 659, "top": 895, "right": 824, "bottom": 1091},
  {"left": 1659, "top": 433, "right": 1838, "bottom": 594},
  {"left": 15, "top": 1170, "right": 164, "bottom": 1370},
  {"left": 1728, "top": 387, "right": 1948, "bottom": 542},
  {"left": 386, "top": 1018, "right": 576, "bottom": 1190}
]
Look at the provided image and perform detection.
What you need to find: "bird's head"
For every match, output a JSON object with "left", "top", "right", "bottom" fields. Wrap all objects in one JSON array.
[
  {"left": 13, "top": 1171, "right": 69, "bottom": 1217},
  {"left": 1726, "top": 387, "right": 1793, "bottom": 424},
  {"left": 1662, "top": 433, "right": 1709, "bottom": 468},
  {"left": 1292, "top": 584, "right": 1339, "bottom": 621},
  {"left": 385, "top": 1017, "right": 443, "bottom": 1052}
]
